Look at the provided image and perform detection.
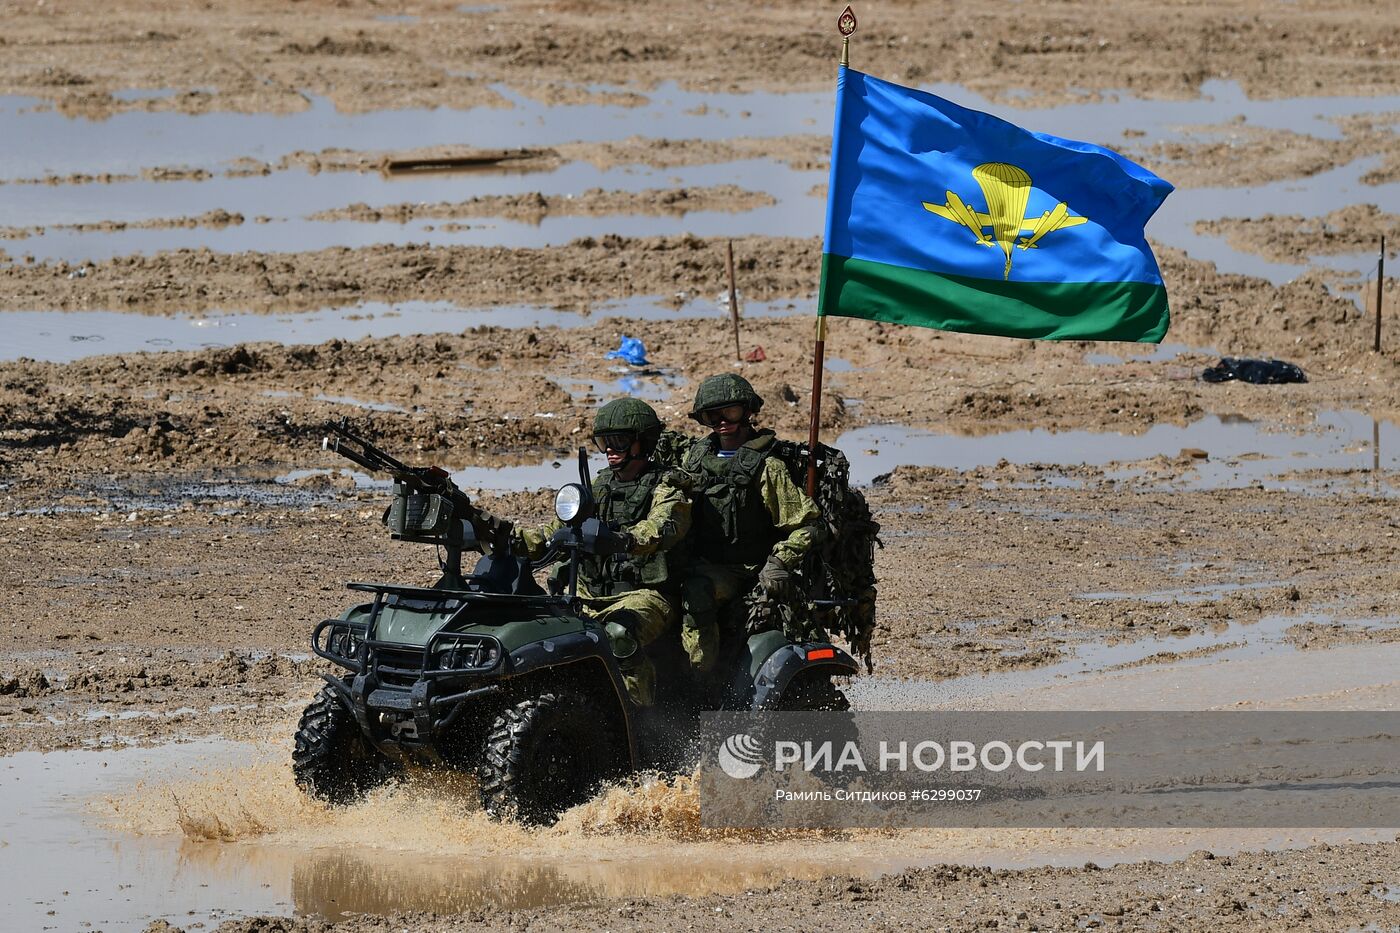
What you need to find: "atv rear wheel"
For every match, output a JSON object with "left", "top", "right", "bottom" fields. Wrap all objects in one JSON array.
[
  {"left": 293, "top": 686, "right": 396, "bottom": 805},
  {"left": 777, "top": 670, "right": 851, "bottom": 711},
  {"left": 478, "top": 690, "right": 624, "bottom": 825}
]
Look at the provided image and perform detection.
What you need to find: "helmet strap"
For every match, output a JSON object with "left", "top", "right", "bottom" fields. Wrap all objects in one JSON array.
[{"left": 611, "top": 448, "right": 650, "bottom": 478}]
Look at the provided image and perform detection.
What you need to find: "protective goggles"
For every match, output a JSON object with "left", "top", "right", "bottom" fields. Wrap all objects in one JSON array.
[
  {"left": 593, "top": 432, "right": 637, "bottom": 453},
  {"left": 697, "top": 404, "right": 748, "bottom": 427}
]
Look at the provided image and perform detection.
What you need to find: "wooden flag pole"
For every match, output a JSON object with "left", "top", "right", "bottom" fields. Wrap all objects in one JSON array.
[
  {"left": 726, "top": 239, "right": 741, "bottom": 361},
  {"left": 807, "top": 6, "right": 857, "bottom": 497},
  {"left": 1376, "top": 234, "right": 1385, "bottom": 353},
  {"left": 1375, "top": 416, "right": 1381, "bottom": 479},
  {"left": 806, "top": 315, "right": 828, "bottom": 496}
]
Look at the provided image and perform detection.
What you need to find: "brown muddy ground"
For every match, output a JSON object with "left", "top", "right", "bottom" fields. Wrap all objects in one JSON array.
[
  {"left": 0, "top": 234, "right": 819, "bottom": 312},
  {"left": 5, "top": 0, "right": 1400, "bottom": 117},
  {"left": 307, "top": 185, "right": 774, "bottom": 224},
  {"left": 1124, "top": 114, "right": 1400, "bottom": 189},
  {"left": 1199, "top": 204, "right": 1400, "bottom": 264},
  {"left": 2, "top": 246, "right": 1397, "bottom": 488},
  {"left": 5, "top": 460, "right": 1400, "bottom": 751}
]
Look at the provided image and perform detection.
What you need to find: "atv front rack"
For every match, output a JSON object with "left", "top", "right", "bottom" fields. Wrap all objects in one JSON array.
[
  {"left": 345, "top": 581, "right": 562, "bottom": 603},
  {"left": 313, "top": 583, "right": 510, "bottom": 679}
]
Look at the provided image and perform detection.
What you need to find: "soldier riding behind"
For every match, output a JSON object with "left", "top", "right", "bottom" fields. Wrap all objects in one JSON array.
[
  {"left": 513, "top": 398, "right": 690, "bottom": 707},
  {"left": 677, "top": 374, "right": 825, "bottom": 676}
]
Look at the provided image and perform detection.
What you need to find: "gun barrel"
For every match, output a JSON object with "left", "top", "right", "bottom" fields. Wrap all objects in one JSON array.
[
  {"left": 326, "top": 421, "right": 417, "bottom": 478},
  {"left": 324, "top": 434, "right": 383, "bottom": 474}
]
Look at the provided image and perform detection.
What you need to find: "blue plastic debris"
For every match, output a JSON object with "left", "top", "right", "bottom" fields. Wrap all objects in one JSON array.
[{"left": 605, "top": 335, "right": 649, "bottom": 366}]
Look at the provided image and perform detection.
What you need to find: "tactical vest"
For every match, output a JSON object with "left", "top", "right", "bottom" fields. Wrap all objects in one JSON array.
[
  {"left": 682, "top": 430, "right": 780, "bottom": 567},
  {"left": 578, "top": 463, "right": 678, "bottom": 597}
]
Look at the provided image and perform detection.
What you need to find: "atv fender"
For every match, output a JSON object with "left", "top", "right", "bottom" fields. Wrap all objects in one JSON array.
[
  {"left": 506, "top": 629, "right": 640, "bottom": 768},
  {"left": 737, "top": 632, "right": 859, "bottom": 711}
]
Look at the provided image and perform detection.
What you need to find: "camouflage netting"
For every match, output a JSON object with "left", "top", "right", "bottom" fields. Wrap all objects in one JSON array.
[
  {"left": 650, "top": 429, "right": 695, "bottom": 472},
  {"left": 655, "top": 430, "right": 882, "bottom": 672}
]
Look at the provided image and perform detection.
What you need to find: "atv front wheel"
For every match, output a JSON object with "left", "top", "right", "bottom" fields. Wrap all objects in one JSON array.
[
  {"left": 292, "top": 686, "right": 397, "bottom": 805},
  {"left": 478, "top": 690, "right": 624, "bottom": 825}
]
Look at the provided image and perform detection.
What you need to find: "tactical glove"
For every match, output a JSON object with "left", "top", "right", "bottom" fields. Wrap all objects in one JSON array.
[{"left": 757, "top": 554, "right": 793, "bottom": 595}]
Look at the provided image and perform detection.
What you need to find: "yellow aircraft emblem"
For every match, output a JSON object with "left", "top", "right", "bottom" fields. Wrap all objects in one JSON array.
[{"left": 922, "top": 162, "right": 1088, "bottom": 280}]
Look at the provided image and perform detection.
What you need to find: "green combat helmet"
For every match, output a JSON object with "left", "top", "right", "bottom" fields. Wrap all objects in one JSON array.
[
  {"left": 688, "top": 373, "right": 764, "bottom": 422},
  {"left": 593, "top": 397, "right": 664, "bottom": 454}
]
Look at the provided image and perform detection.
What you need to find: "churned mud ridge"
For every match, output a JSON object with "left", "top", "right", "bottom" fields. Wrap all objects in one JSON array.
[
  {"left": 0, "top": 136, "right": 828, "bottom": 188},
  {"left": 866, "top": 466, "right": 1400, "bottom": 681},
  {"left": 1197, "top": 204, "right": 1400, "bottom": 264},
  {"left": 2, "top": 209, "right": 245, "bottom": 240},
  {"left": 292, "top": 137, "right": 831, "bottom": 174},
  {"left": 0, "top": 650, "right": 319, "bottom": 753},
  {"left": 0, "top": 232, "right": 1385, "bottom": 361},
  {"left": 3, "top": 248, "right": 1400, "bottom": 483},
  {"left": 308, "top": 186, "right": 775, "bottom": 224},
  {"left": 0, "top": 171, "right": 141, "bottom": 188},
  {"left": 0, "top": 234, "right": 821, "bottom": 313},
  {"left": 555, "top": 135, "right": 832, "bottom": 172},
  {"left": 0, "top": 135, "right": 829, "bottom": 187},
  {"left": 142, "top": 840, "right": 1400, "bottom": 932},
  {"left": 0, "top": 314, "right": 860, "bottom": 480},
  {"left": 1124, "top": 114, "right": 1400, "bottom": 189},
  {"left": 7, "top": 0, "right": 1400, "bottom": 118},
  {"left": 0, "top": 165, "right": 214, "bottom": 187},
  {"left": 0, "top": 335, "right": 586, "bottom": 477},
  {"left": 1285, "top": 619, "right": 1400, "bottom": 650}
]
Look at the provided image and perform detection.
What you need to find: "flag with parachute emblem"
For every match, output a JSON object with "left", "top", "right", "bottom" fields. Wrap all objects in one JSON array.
[{"left": 819, "top": 68, "right": 1174, "bottom": 343}]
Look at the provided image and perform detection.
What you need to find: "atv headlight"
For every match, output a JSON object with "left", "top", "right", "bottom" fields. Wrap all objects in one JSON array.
[
  {"left": 329, "top": 629, "right": 361, "bottom": 661},
  {"left": 554, "top": 483, "right": 584, "bottom": 523}
]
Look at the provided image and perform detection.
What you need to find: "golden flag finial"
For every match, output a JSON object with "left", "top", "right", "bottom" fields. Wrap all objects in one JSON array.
[{"left": 838, "top": 6, "right": 857, "bottom": 66}]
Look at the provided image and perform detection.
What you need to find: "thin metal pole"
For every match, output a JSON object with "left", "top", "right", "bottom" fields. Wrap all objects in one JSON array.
[
  {"left": 1376, "top": 234, "right": 1385, "bottom": 352},
  {"left": 807, "top": 7, "right": 856, "bottom": 497},
  {"left": 726, "top": 240, "right": 741, "bottom": 361},
  {"left": 806, "top": 316, "right": 827, "bottom": 497}
]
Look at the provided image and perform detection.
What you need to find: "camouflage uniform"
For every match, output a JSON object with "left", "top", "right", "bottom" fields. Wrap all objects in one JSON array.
[
  {"left": 678, "top": 376, "right": 824, "bottom": 672},
  {"left": 514, "top": 400, "right": 689, "bottom": 706}
]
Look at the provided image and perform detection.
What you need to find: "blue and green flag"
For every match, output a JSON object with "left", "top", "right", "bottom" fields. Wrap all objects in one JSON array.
[{"left": 820, "top": 68, "right": 1173, "bottom": 342}]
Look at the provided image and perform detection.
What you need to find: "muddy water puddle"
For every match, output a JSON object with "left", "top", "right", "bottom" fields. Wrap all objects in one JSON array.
[
  {"left": 2, "top": 295, "right": 812, "bottom": 364},
  {"left": 4, "top": 734, "right": 1387, "bottom": 931},
  {"left": 1151, "top": 155, "right": 1400, "bottom": 288},
  {"left": 838, "top": 410, "right": 1399, "bottom": 492},
  {"left": 1, "top": 158, "right": 823, "bottom": 264},
  {"left": 851, "top": 612, "right": 1400, "bottom": 711},
  {"left": 554, "top": 370, "right": 686, "bottom": 403},
  {"left": 5, "top": 737, "right": 845, "bottom": 929},
  {"left": 4, "top": 80, "right": 1400, "bottom": 284},
  {"left": 1084, "top": 342, "right": 1215, "bottom": 366},
  {"left": 0, "top": 84, "right": 833, "bottom": 180}
]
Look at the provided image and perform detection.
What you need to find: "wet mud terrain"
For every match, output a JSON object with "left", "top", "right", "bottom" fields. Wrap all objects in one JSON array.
[{"left": 3, "top": 1, "right": 1400, "bottom": 931}]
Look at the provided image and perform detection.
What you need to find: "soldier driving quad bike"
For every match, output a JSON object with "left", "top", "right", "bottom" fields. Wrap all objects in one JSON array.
[{"left": 292, "top": 399, "right": 880, "bottom": 824}]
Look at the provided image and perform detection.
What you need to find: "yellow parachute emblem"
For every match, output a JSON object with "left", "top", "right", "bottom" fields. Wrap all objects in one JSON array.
[{"left": 922, "top": 162, "right": 1088, "bottom": 280}]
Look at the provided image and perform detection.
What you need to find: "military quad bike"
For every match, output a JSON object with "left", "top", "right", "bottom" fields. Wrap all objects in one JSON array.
[{"left": 293, "top": 424, "right": 870, "bottom": 823}]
